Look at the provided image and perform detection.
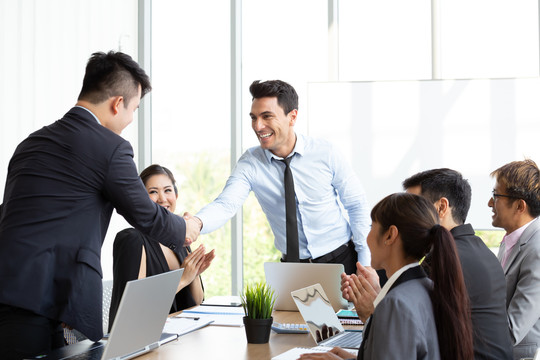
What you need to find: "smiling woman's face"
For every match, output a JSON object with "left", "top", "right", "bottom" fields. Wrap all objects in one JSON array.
[{"left": 145, "top": 174, "right": 177, "bottom": 213}]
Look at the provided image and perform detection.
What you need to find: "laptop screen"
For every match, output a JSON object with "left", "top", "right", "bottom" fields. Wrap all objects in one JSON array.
[{"left": 291, "top": 283, "right": 345, "bottom": 344}]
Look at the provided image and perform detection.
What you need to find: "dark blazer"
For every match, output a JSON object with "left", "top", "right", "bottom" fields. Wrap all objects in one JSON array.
[
  {"left": 451, "top": 224, "right": 513, "bottom": 360},
  {"left": 108, "top": 228, "right": 200, "bottom": 331},
  {"left": 0, "top": 107, "right": 186, "bottom": 341},
  {"left": 421, "top": 224, "right": 512, "bottom": 359}
]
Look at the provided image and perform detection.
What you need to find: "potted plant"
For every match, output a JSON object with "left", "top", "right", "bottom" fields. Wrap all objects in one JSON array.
[{"left": 240, "top": 281, "right": 277, "bottom": 344}]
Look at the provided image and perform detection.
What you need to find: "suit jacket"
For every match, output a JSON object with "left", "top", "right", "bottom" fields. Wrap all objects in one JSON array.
[
  {"left": 451, "top": 224, "right": 513, "bottom": 359},
  {"left": 358, "top": 266, "right": 440, "bottom": 360},
  {"left": 0, "top": 107, "right": 186, "bottom": 341},
  {"left": 498, "top": 218, "right": 540, "bottom": 360}
]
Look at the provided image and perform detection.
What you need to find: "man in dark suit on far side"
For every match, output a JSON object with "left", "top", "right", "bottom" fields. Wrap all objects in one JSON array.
[{"left": 404, "top": 168, "right": 512, "bottom": 360}]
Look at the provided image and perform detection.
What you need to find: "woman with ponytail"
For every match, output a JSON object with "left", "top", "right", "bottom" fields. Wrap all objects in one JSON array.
[{"left": 300, "top": 193, "right": 473, "bottom": 360}]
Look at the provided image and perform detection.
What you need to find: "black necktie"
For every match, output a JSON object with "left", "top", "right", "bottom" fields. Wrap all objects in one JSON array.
[{"left": 281, "top": 157, "right": 299, "bottom": 262}]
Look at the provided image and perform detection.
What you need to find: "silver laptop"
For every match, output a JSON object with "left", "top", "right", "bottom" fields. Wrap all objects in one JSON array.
[
  {"left": 264, "top": 262, "right": 348, "bottom": 311},
  {"left": 291, "top": 283, "right": 362, "bottom": 349},
  {"left": 31, "top": 269, "right": 184, "bottom": 360}
]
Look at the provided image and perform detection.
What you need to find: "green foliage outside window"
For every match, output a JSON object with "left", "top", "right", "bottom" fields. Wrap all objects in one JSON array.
[{"left": 162, "top": 151, "right": 279, "bottom": 298}]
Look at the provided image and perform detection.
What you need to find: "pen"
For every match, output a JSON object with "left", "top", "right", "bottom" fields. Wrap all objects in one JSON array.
[{"left": 180, "top": 316, "right": 200, "bottom": 320}]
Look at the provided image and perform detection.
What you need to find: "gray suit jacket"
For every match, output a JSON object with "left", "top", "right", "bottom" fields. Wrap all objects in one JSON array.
[
  {"left": 498, "top": 217, "right": 540, "bottom": 360},
  {"left": 360, "top": 271, "right": 440, "bottom": 360}
]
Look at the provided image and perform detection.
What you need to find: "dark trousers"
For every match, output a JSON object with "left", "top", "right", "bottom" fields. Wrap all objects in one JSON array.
[{"left": 0, "top": 304, "right": 65, "bottom": 360}]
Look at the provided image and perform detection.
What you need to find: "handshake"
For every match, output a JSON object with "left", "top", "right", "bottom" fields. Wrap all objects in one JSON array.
[{"left": 183, "top": 211, "right": 203, "bottom": 247}]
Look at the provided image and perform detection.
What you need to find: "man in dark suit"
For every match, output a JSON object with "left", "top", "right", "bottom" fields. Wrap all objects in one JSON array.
[
  {"left": 404, "top": 168, "right": 513, "bottom": 360},
  {"left": 0, "top": 51, "right": 200, "bottom": 359}
]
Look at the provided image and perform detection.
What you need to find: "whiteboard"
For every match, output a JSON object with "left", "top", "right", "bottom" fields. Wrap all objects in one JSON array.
[{"left": 307, "top": 78, "right": 540, "bottom": 229}]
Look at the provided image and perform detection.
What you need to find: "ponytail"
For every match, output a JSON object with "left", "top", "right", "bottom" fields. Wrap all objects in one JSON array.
[
  {"left": 371, "top": 193, "right": 474, "bottom": 360},
  {"left": 429, "top": 225, "right": 474, "bottom": 360}
]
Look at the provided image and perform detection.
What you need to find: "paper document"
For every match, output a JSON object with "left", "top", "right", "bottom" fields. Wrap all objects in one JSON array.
[
  {"left": 272, "top": 346, "right": 358, "bottom": 360},
  {"left": 201, "top": 295, "right": 242, "bottom": 307},
  {"left": 163, "top": 316, "right": 213, "bottom": 336},
  {"left": 180, "top": 305, "right": 245, "bottom": 327}
]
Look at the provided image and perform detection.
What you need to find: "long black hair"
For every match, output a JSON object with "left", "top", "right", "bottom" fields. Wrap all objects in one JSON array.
[{"left": 371, "top": 193, "right": 473, "bottom": 360}]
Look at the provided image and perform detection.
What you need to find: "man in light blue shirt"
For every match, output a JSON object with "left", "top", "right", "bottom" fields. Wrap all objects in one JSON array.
[{"left": 192, "top": 80, "right": 370, "bottom": 273}]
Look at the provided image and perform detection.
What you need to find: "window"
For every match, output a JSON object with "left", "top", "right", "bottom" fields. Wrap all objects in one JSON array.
[{"left": 152, "top": 0, "right": 232, "bottom": 296}]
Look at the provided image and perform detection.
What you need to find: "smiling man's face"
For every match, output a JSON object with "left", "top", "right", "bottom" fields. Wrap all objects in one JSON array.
[{"left": 250, "top": 96, "right": 297, "bottom": 158}]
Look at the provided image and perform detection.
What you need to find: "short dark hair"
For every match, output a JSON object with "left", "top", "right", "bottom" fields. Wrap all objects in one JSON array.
[
  {"left": 140, "top": 164, "right": 178, "bottom": 196},
  {"left": 402, "top": 168, "right": 472, "bottom": 225},
  {"left": 490, "top": 159, "right": 540, "bottom": 217},
  {"left": 249, "top": 80, "right": 298, "bottom": 115},
  {"left": 77, "top": 51, "right": 151, "bottom": 107}
]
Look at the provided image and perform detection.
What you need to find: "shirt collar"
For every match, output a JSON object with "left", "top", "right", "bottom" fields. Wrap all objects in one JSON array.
[
  {"left": 75, "top": 105, "right": 101, "bottom": 125},
  {"left": 263, "top": 133, "right": 304, "bottom": 163},
  {"left": 373, "top": 262, "right": 420, "bottom": 309},
  {"left": 501, "top": 218, "right": 536, "bottom": 247}
]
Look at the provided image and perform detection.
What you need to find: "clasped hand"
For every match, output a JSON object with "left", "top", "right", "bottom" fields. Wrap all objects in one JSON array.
[{"left": 183, "top": 212, "right": 202, "bottom": 246}]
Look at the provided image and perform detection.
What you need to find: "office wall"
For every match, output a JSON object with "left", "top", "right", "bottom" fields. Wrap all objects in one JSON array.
[
  {"left": 307, "top": 79, "right": 540, "bottom": 229},
  {"left": 0, "top": 0, "right": 139, "bottom": 280}
]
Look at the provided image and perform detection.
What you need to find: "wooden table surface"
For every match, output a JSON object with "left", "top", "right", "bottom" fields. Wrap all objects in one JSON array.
[{"left": 138, "top": 310, "right": 362, "bottom": 359}]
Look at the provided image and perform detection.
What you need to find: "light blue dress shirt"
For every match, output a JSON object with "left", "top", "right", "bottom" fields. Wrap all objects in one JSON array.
[{"left": 196, "top": 133, "right": 371, "bottom": 265}]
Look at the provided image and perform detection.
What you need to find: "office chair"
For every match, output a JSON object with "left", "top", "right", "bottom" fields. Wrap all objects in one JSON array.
[
  {"left": 64, "top": 279, "right": 114, "bottom": 344},
  {"left": 102, "top": 279, "right": 113, "bottom": 335}
]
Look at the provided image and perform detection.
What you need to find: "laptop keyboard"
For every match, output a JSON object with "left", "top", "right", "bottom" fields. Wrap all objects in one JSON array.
[
  {"left": 66, "top": 346, "right": 104, "bottom": 360},
  {"left": 322, "top": 331, "right": 363, "bottom": 349}
]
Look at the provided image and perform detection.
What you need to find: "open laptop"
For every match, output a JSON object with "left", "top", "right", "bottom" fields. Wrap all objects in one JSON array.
[
  {"left": 264, "top": 262, "right": 348, "bottom": 311},
  {"left": 291, "top": 283, "right": 362, "bottom": 349},
  {"left": 31, "top": 269, "right": 184, "bottom": 360}
]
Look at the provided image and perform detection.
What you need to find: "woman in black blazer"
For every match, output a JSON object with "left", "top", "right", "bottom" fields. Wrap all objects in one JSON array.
[{"left": 108, "top": 164, "right": 215, "bottom": 330}]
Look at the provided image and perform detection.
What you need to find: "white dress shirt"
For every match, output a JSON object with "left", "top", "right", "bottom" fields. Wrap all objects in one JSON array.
[{"left": 196, "top": 133, "right": 371, "bottom": 264}]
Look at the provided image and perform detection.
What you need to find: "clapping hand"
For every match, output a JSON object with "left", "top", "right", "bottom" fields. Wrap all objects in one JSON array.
[
  {"left": 341, "top": 262, "right": 380, "bottom": 323},
  {"left": 178, "top": 244, "right": 215, "bottom": 290}
]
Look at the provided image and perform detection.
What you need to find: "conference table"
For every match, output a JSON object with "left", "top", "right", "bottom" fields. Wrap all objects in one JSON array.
[{"left": 138, "top": 310, "right": 362, "bottom": 359}]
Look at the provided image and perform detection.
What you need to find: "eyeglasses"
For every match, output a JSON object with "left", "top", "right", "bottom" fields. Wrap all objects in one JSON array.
[{"left": 491, "top": 191, "right": 520, "bottom": 201}]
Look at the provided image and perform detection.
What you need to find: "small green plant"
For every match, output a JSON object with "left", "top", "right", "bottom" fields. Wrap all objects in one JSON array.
[{"left": 240, "top": 282, "right": 277, "bottom": 319}]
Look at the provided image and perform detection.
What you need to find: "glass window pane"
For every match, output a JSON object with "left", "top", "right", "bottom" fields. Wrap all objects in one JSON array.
[
  {"left": 152, "top": 0, "right": 231, "bottom": 297},
  {"left": 440, "top": 0, "right": 539, "bottom": 78},
  {"left": 339, "top": 0, "right": 432, "bottom": 81},
  {"left": 242, "top": 0, "right": 329, "bottom": 147},
  {"left": 241, "top": 0, "right": 329, "bottom": 284}
]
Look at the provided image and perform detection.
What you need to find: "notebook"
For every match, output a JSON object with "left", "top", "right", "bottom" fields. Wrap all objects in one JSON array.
[
  {"left": 291, "top": 283, "right": 363, "bottom": 349},
  {"left": 31, "top": 269, "right": 184, "bottom": 360},
  {"left": 264, "top": 262, "right": 348, "bottom": 311}
]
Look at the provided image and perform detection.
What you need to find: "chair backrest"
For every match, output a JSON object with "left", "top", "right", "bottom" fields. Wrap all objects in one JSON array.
[
  {"left": 102, "top": 279, "right": 114, "bottom": 334},
  {"left": 63, "top": 279, "right": 113, "bottom": 344}
]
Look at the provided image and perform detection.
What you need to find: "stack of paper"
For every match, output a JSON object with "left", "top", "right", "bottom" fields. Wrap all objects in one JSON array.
[
  {"left": 179, "top": 305, "right": 246, "bottom": 327},
  {"left": 162, "top": 316, "right": 213, "bottom": 336},
  {"left": 272, "top": 346, "right": 358, "bottom": 360}
]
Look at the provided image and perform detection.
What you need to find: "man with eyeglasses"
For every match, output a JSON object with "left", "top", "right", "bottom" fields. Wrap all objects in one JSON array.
[{"left": 489, "top": 159, "right": 540, "bottom": 360}]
